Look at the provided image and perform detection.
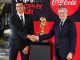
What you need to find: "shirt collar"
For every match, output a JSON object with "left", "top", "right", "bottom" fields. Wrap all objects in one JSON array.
[
  {"left": 17, "top": 13, "right": 24, "bottom": 17},
  {"left": 60, "top": 17, "right": 67, "bottom": 25},
  {"left": 61, "top": 17, "right": 67, "bottom": 23}
]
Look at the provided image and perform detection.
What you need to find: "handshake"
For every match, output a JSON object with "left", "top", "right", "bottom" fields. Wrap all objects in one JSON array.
[{"left": 27, "top": 35, "right": 39, "bottom": 42}]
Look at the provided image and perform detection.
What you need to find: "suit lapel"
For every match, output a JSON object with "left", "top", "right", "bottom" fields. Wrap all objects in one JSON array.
[{"left": 16, "top": 14, "right": 24, "bottom": 27}]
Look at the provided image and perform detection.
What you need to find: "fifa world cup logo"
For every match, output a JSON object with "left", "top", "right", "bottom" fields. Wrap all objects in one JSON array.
[{"left": 40, "top": 17, "right": 46, "bottom": 35}]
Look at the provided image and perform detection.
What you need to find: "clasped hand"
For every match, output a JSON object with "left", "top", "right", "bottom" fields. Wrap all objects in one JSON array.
[{"left": 27, "top": 35, "right": 39, "bottom": 42}]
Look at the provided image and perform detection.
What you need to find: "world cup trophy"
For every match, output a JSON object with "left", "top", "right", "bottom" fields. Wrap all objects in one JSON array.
[
  {"left": 40, "top": 16, "right": 46, "bottom": 35},
  {"left": 39, "top": 16, "right": 49, "bottom": 43}
]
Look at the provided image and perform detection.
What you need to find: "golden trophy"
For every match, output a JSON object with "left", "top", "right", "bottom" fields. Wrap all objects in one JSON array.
[
  {"left": 40, "top": 16, "right": 46, "bottom": 35},
  {"left": 39, "top": 16, "right": 49, "bottom": 43}
]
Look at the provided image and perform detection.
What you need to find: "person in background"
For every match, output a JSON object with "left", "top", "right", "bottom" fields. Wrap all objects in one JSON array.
[
  {"left": 27, "top": 6, "right": 76, "bottom": 60},
  {"left": 9, "top": 1, "right": 34, "bottom": 60}
]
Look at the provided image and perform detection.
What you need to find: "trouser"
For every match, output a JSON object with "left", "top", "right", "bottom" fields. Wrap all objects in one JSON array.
[
  {"left": 9, "top": 47, "right": 29, "bottom": 60},
  {"left": 55, "top": 47, "right": 67, "bottom": 60},
  {"left": 55, "top": 47, "right": 62, "bottom": 60}
]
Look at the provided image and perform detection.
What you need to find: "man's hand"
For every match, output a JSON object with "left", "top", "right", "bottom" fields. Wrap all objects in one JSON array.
[
  {"left": 22, "top": 46, "right": 29, "bottom": 54},
  {"left": 66, "top": 52, "right": 73, "bottom": 60},
  {"left": 27, "top": 35, "right": 39, "bottom": 42}
]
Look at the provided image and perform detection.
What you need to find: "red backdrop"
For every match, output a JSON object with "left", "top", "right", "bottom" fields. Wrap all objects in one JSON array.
[{"left": 17, "top": 21, "right": 80, "bottom": 60}]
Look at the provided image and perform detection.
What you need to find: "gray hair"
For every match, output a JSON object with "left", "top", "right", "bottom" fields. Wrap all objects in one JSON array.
[{"left": 58, "top": 6, "right": 68, "bottom": 13}]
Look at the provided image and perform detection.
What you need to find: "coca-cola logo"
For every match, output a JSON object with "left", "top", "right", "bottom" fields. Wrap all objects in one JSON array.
[{"left": 50, "top": 0, "right": 79, "bottom": 16}]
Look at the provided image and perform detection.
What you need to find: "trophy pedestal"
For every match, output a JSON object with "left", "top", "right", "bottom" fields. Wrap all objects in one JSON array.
[{"left": 30, "top": 43, "right": 50, "bottom": 60}]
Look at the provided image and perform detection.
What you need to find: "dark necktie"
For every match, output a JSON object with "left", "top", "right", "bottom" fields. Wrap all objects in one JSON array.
[
  {"left": 60, "top": 22, "right": 63, "bottom": 31},
  {"left": 61, "top": 22, "right": 63, "bottom": 27},
  {"left": 20, "top": 15, "right": 24, "bottom": 25}
]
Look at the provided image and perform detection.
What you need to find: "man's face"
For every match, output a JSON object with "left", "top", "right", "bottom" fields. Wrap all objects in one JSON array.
[
  {"left": 16, "top": 3, "right": 24, "bottom": 14},
  {"left": 58, "top": 9, "right": 68, "bottom": 21}
]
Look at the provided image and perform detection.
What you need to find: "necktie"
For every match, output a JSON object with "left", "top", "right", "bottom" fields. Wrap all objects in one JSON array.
[
  {"left": 20, "top": 15, "right": 24, "bottom": 25},
  {"left": 61, "top": 22, "right": 63, "bottom": 27},
  {"left": 60, "top": 22, "right": 63, "bottom": 31}
]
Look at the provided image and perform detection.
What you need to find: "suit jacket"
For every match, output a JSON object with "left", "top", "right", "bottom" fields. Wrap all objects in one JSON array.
[
  {"left": 39, "top": 18, "right": 76, "bottom": 59},
  {"left": 9, "top": 13, "right": 34, "bottom": 49}
]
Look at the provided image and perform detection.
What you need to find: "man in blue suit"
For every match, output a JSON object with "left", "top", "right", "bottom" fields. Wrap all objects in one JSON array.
[
  {"left": 27, "top": 6, "right": 76, "bottom": 60},
  {"left": 9, "top": 1, "right": 34, "bottom": 60}
]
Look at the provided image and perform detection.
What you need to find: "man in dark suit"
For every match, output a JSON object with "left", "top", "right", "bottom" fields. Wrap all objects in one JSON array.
[
  {"left": 9, "top": 1, "right": 34, "bottom": 60},
  {"left": 27, "top": 6, "right": 76, "bottom": 60}
]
